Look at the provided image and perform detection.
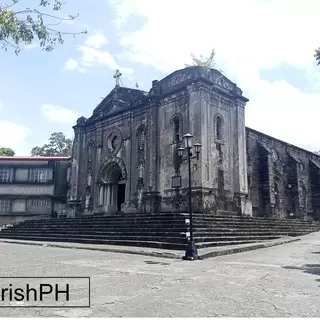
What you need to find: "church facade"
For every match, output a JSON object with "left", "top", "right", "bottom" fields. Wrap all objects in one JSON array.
[{"left": 67, "top": 66, "right": 320, "bottom": 221}]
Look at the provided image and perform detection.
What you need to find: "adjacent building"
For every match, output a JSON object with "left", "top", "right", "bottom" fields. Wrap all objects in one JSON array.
[{"left": 0, "top": 156, "right": 71, "bottom": 225}]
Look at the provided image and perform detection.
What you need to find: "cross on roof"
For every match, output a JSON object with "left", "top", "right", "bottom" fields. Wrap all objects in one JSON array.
[{"left": 113, "top": 69, "right": 122, "bottom": 86}]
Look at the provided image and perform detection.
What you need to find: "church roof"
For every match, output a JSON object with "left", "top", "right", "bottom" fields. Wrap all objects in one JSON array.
[{"left": 87, "top": 86, "right": 148, "bottom": 123}]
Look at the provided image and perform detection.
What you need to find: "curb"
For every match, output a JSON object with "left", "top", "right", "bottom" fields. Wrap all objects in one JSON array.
[{"left": 0, "top": 237, "right": 301, "bottom": 260}]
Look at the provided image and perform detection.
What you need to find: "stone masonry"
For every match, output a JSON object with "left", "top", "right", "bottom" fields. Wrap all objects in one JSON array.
[{"left": 67, "top": 66, "right": 320, "bottom": 220}]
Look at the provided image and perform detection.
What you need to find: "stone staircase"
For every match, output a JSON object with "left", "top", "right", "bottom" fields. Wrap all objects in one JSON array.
[{"left": 0, "top": 213, "right": 319, "bottom": 250}]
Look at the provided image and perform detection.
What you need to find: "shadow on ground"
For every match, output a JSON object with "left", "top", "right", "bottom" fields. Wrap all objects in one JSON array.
[
  {"left": 283, "top": 264, "right": 320, "bottom": 286},
  {"left": 144, "top": 260, "right": 171, "bottom": 266}
]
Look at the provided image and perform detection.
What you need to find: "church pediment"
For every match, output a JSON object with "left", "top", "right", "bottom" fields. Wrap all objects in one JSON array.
[{"left": 88, "top": 86, "right": 148, "bottom": 122}]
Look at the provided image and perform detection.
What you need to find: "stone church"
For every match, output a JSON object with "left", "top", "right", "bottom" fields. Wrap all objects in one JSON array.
[{"left": 67, "top": 66, "right": 320, "bottom": 221}]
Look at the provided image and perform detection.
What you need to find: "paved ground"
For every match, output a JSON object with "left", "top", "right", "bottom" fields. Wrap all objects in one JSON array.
[{"left": 0, "top": 232, "right": 319, "bottom": 317}]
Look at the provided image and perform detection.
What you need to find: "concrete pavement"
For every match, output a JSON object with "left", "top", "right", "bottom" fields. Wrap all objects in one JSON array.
[
  {"left": 0, "top": 236, "right": 300, "bottom": 259},
  {"left": 0, "top": 232, "right": 319, "bottom": 317}
]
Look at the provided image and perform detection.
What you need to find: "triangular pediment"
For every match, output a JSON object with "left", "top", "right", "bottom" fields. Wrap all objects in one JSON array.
[{"left": 89, "top": 86, "right": 147, "bottom": 121}]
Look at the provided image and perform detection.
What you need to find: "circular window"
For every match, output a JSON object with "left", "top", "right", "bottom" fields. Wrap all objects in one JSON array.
[
  {"left": 106, "top": 131, "right": 122, "bottom": 155},
  {"left": 105, "top": 127, "right": 122, "bottom": 155},
  {"left": 111, "top": 136, "right": 118, "bottom": 150},
  {"left": 108, "top": 135, "right": 119, "bottom": 151}
]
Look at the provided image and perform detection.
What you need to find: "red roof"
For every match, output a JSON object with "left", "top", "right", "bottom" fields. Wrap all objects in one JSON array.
[{"left": 0, "top": 156, "right": 71, "bottom": 161}]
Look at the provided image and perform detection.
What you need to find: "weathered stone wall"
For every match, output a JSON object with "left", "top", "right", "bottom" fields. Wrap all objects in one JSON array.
[
  {"left": 69, "top": 66, "right": 320, "bottom": 218},
  {"left": 246, "top": 127, "right": 320, "bottom": 220}
]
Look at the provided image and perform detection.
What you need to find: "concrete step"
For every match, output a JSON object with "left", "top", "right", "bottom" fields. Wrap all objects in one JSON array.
[
  {"left": 0, "top": 234, "right": 187, "bottom": 250},
  {"left": 216, "top": 210, "right": 239, "bottom": 216},
  {"left": 2, "top": 227, "right": 311, "bottom": 238},
  {"left": 1, "top": 211, "right": 318, "bottom": 251},
  {"left": 0, "top": 228, "right": 303, "bottom": 237},
  {"left": 196, "top": 240, "right": 268, "bottom": 248},
  {"left": 2, "top": 227, "right": 188, "bottom": 234},
  {"left": 0, "top": 232, "right": 188, "bottom": 244},
  {"left": 19, "top": 220, "right": 186, "bottom": 227},
  {"left": 194, "top": 235, "right": 282, "bottom": 242},
  {"left": 193, "top": 223, "right": 319, "bottom": 229},
  {"left": 0, "top": 231, "right": 283, "bottom": 243}
]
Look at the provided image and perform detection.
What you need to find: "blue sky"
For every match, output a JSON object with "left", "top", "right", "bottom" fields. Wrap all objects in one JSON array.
[{"left": 1, "top": 0, "right": 320, "bottom": 155}]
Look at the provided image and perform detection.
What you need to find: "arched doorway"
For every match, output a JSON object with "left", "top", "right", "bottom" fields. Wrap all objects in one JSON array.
[{"left": 98, "top": 158, "right": 127, "bottom": 213}]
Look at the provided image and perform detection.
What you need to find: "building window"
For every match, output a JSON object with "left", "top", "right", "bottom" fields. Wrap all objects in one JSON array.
[
  {"left": 27, "top": 198, "right": 50, "bottom": 207},
  {"left": 29, "top": 168, "right": 53, "bottom": 183},
  {"left": 0, "top": 199, "right": 10, "bottom": 214},
  {"left": 136, "top": 125, "right": 146, "bottom": 152},
  {"left": 138, "top": 129, "right": 145, "bottom": 150},
  {"left": 27, "top": 198, "right": 51, "bottom": 214},
  {"left": 0, "top": 168, "right": 13, "bottom": 183},
  {"left": 88, "top": 144, "right": 92, "bottom": 161},
  {"left": 171, "top": 114, "right": 182, "bottom": 143},
  {"left": 216, "top": 115, "right": 223, "bottom": 141},
  {"left": 173, "top": 118, "right": 180, "bottom": 142},
  {"left": 88, "top": 141, "right": 95, "bottom": 161}
]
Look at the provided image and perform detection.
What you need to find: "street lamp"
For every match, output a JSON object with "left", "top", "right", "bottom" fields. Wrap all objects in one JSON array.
[{"left": 179, "top": 133, "right": 202, "bottom": 260}]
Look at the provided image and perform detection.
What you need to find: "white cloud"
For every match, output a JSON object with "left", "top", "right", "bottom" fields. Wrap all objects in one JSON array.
[
  {"left": 41, "top": 104, "right": 79, "bottom": 123},
  {"left": 63, "top": 45, "right": 133, "bottom": 76},
  {"left": 0, "top": 120, "right": 30, "bottom": 156},
  {"left": 85, "top": 33, "right": 108, "bottom": 49},
  {"left": 111, "top": 0, "right": 320, "bottom": 152},
  {"left": 64, "top": 58, "right": 79, "bottom": 71},
  {"left": 63, "top": 32, "right": 132, "bottom": 76},
  {"left": 77, "top": 45, "right": 133, "bottom": 75},
  {"left": 0, "top": 102, "right": 30, "bottom": 155}
]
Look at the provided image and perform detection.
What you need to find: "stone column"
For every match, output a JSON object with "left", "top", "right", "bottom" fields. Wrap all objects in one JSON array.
[
  {"left": 99, "top": 185, "right": 104, "bottom": 205},
  {"left": 107, "top": 184, "right": 111, "bottom": 205}
]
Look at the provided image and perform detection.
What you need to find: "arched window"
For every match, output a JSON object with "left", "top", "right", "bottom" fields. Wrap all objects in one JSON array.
[
  {"left": 171, "top": 114, "right": 182, "bottom": 143},
  {"left": 87, "top": 140, "right": 95, "bottom": 162},
  {"left": 136, "top": 125, "right": 146, "bottom": 152},
  {"left": 173, "top": 118, "right": 180, "bottom": 142},
  {"left": 138, "top": 129, "right": 145, "bottom": 150},
  {"left": 216, "top": 115, "right": 223, "bottom": 141}
]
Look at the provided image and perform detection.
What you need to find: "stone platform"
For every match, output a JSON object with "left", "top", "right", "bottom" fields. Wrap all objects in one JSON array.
[{"left": 0, "top": 212, "right": 319, "bottom": 250}]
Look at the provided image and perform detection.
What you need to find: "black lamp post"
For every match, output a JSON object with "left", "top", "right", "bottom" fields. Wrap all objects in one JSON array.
[{"left": 178, "top": 133, "right": 202, "bottom": 260}]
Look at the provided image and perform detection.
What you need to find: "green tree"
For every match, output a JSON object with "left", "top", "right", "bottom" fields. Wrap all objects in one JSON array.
[
  {"left": 315, "top": 48, "right": 320, "bottom": 65},
  {"left": 31, "top": 132, "right": 73, "bottom": 156},
  {"left": 0, "top": 147, "right": 15, "bottom": 156},
  {"left": 185, "top": 48, "right": 216, "bottom": 68},
  {"left": 0, "top": 0, "right": 86, "bottom": 55}
]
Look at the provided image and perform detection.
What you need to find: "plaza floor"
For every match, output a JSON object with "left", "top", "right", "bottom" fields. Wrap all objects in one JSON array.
[{"left": 0, "top": 232, "right": 319, "bottom": 317}]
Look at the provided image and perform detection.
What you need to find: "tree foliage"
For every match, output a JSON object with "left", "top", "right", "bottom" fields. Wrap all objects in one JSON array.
[
  {"left": 0, "top": 0, "right": 86, "bottom": 54},
  {"left": 315, "top": 48, "right": 320, "bottom": 65},
  {"left": 0, "top": 147, "right": 15, "bottom": 156},
  {"left": 31, "top": 132, "right": 73, "bottom": 156},
  {"left": 185, "top": 48, "right": 216, "bottom": 68}
]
